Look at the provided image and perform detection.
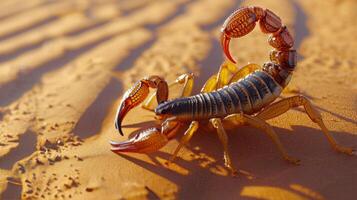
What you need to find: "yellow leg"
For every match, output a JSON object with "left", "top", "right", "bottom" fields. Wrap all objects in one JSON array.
[
  {"left": 142, "top": 73, "right": 194, "bottom": 111},
  {"left": 229, "top": 63, "right": 260, "bottom": 83},
  {"left": 216, "top": 61, "right": 238, "bottom": 89},
  {"left": 201, "top": 61, "right": 239, "bottom": 93},
  {"left": 223, "top": 114, "right": 300, "bottom": 164},
  {"left": 210, "top": 118, "right": 237, "bottom": 175},
  {"left": 201, "top": 74, "right": 218, "bottom": 93},
  {"left": 170, "top": 121, "right": 199, "bottom": 162},
  {"left": 203, "top": 62, "right": 260, "bottom": 91},
  {"left": 256, "top": 95, "right": 355, "bottom": 155}
]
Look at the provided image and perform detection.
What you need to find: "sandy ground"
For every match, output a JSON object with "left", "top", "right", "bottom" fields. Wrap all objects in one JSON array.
[{"left": 0, "top": 0, "right": 356, "bottom": 199}]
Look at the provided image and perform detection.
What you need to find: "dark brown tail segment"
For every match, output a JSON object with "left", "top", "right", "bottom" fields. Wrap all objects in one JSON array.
[{"left": 263, "top": 48, "right": 297, "bottom": 88}]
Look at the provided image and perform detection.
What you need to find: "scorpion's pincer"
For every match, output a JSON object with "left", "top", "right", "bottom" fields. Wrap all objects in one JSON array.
[
  {"left": 114, "top": 80, "right": 150, "bottom": 136},
  {"left": 110, "top": 128, "right": 168, "bottom": 153},
  {"left": 111, "top": 118, "right": 180, "bottom": 153}
]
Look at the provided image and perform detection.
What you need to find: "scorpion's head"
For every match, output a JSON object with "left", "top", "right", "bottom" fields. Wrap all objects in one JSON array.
[
  {"left": 154, "top": 101, "right": 174, "bottom": 118},
  {"left": 154, "top": 99, "right": 191, "bottom": 121}
]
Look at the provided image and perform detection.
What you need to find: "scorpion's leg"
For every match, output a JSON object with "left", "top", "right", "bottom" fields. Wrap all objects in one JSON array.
[
  {"left": 216, "top": 61, "right": 238, "bottom": 89},
  {"left": 201, "top": 74, "right": 218, "bottom": 93},
  {"left": 256, "top": 95, "right": 355, "bottom": 155},
  {"left": 201, "top": 61, "right": 239, "bottom": 92},
  {"left": 205, "top": 61, "right": 258, "bottom": 90},
  {"left": 169, "top": 121, "right": 199, "bottom": 162},
  {"left": 210, "top": 118, "right": 237, "bottom": 175},
  {"left": 223, "top": 113, "right": 300, "bottom": 164},
  {"left": 229, "top": 63, "right": 260, "bottom": 83},
  {"left": 142, "top": 73, "right": 195, "bottom": 111},
  {"left": 204, "top": 62, "right": 259, "bottom": 91}
]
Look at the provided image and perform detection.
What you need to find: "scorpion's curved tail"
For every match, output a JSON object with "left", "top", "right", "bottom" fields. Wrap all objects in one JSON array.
[{"left": 221, "top": 6, "right": 297, "bottom": 88}]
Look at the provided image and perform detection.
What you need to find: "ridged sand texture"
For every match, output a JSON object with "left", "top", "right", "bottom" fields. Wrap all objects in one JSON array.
[{"left": 0, "top": 0, "right": 356, "bottom": 199}]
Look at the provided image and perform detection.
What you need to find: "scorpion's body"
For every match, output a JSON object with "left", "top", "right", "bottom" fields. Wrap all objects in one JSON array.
[
  {"left": 111, "top": 6, "right": 354, "bottom": 176},
  {"left": 156, "top": 70, "right": 285, "bottom": 120}
]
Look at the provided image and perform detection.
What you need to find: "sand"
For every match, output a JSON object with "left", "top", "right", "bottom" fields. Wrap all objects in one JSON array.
[{"left": 0, "top": 0, "right": 356, "bottom": 199}]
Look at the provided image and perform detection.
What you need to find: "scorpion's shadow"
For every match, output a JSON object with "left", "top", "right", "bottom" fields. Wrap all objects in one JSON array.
[{"left": 120, "top": 122, "right": 357, "bottom": 199}]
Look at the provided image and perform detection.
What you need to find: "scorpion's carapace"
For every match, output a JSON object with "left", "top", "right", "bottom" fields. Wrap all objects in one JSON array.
[{"left": 111, "top": 6, "right": 355, "bottom": 176}]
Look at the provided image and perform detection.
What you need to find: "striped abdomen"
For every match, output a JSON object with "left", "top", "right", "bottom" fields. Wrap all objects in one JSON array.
[{"left": 155, "top": 70, "right": 283, "bottom": 120}]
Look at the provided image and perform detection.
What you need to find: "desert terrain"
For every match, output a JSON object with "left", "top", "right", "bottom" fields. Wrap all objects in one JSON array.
[{"left": 0, "top": 0, "right": 356, "bottom": 199}]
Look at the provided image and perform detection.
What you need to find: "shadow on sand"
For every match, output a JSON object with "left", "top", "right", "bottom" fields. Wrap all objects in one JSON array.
[{"left": 119, "top": 124, "right": 357, "bottom": 200}]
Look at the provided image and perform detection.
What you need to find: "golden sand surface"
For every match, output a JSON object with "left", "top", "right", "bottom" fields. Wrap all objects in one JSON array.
[{"left": 0, "top": 0, "right": 356, "bottom": 199}]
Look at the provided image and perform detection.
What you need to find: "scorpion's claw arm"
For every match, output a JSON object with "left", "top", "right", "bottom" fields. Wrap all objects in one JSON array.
[
  {"left": 114, "top": 76, "right": 168, "bottom": 136},
  {"left": 115, "top": 80, "right": 150, "bottom": 136},
  {"left": 111, "top": 119, "right": 180, "bottom": 153}
]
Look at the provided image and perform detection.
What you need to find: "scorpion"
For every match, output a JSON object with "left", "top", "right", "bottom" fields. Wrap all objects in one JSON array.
[{"left": 110, "top": 6, "right": 355, "bottom": 175}]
